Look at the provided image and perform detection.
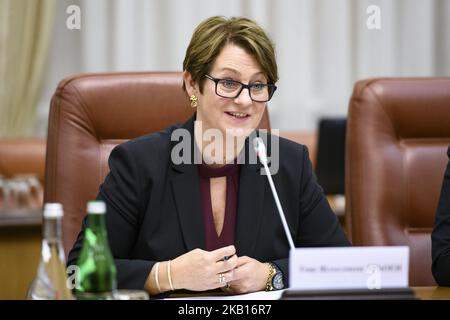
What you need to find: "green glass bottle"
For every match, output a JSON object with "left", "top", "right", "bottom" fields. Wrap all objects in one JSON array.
[{"left": 75, "top": 200, "right": 117, "bottom": 300}]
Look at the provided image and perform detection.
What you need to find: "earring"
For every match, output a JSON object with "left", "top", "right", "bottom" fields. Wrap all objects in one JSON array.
[{"left": 190, "top": 95, "right": 198, "bottom": 108}]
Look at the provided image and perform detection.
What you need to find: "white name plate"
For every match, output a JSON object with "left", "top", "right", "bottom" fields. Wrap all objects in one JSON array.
[{"left": 289, "top": 246, "right": 409, "bottom": 290}]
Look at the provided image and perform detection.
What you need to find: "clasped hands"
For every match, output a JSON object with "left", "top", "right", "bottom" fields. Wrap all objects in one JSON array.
[{"left": 170, "top": 245, "right": 268, "bottom": 294}]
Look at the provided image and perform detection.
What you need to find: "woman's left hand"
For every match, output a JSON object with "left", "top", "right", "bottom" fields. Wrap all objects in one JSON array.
[{"left": 223, "top": 256, "right": 269, "bottom": 294}]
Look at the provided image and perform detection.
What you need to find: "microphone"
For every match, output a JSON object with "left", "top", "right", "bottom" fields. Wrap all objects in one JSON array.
[{"left": 253, "top": 137, "right": 295, "bottom": 251}]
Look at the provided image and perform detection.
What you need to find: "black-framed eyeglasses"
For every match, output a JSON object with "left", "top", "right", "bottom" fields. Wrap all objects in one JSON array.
[{"left": 204, "top": 74, "right": 277, "bottom": 102}]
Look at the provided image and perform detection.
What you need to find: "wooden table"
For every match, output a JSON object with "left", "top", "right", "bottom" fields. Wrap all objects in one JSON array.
[
  {"left": 0, "top": 209, "right": 42, "bottom": 227},
  {"left": 168, "top": 287, "right": 450, "bottom": 300},
  {"left": 413, "top": 286, "right": 450, "bottom": 300},
  {"left": 0, "top": 209, "right": 42, "bottom": 299}
]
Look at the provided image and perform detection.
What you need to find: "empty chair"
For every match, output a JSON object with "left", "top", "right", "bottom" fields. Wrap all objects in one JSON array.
[{"left": 346, "top": 77, "right": 450, "bottom": 286}]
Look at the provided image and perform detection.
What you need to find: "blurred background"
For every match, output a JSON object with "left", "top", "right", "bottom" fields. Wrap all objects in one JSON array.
[
  {"left": 2, "top": 0, "right": 449, "bottom": 137},
  {"left": 0, "top": 0, "right": 449, "bottom": 299}
]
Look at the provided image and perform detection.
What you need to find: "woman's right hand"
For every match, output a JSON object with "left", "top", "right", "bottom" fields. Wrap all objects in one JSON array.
[{"left": 171, "top": 245, "right": 237, "bottom": 291}]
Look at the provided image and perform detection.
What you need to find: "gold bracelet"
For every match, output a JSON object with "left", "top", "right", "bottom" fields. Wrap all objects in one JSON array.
[
  {"left": 155, "top": 262, "right": 161, "bottom": 292},
  {"left": 167, "top": 260, "right": 174, "bottom": 291}
]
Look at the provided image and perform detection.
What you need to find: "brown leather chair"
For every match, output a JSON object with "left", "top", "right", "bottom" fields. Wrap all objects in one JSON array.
[
  {"left": 278, "top": 131, "right": 317, "bottom": 168},
  {"left": 44, "top": 71, "right": 270, "bottom": 256},
  {"left": 346, "top": 77, "right": 450, "bottom": 286},
  {"left": 0, "top": 139, "right": 46, "bottom": 209},
  {"left": 0, "top": 139, "right": 46, "bottom": 184}
]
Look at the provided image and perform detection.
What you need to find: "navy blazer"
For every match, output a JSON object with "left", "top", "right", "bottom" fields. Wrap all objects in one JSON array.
[
  {"left": 67, "top": 115, "right": 350, "bottom": 291},
  {"left": 432, "top": 146, "right": 450, "bottom": 285}
]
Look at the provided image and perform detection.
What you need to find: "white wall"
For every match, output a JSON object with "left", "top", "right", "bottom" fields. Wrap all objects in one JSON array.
[{"left": 36, "top": 0, "right": 450, "bottom": 137}]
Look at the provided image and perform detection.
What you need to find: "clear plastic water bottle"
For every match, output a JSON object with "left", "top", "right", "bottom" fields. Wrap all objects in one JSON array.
[{"left": 27, "top": 203, "right": 73, "bottom": 300}]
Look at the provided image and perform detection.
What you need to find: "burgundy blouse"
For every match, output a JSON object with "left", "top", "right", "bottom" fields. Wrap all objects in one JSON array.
[{"left": 198, "top": 163, "right": 240, "bottom": 251}]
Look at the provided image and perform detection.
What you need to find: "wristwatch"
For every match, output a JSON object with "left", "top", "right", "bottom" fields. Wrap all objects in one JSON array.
[{"left": 265, "top": 263, "right": 284, "bottom": 291}]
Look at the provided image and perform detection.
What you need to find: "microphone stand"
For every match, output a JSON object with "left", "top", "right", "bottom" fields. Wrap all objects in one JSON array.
[{"left": 254, "top": 137, "right": 295, "bottom": 251}]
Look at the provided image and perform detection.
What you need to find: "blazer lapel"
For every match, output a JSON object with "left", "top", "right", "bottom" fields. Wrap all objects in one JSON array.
[
  {"left": 234, "top": 137, "right": 266, "bottom": 257},
  {"left": 171, "top": 167, "right": 205, "bottom": 251},
  {"left": 170, "top": 115, "right": 205, "bottom": 251}
]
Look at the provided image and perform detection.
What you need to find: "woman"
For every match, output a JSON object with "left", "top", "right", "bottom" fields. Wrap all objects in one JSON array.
[
  {"left": 432, "top": 146, "right": 450, "bottom": 285},
  {"left": 68, "top": 16, "right": 350, "bottom": 296}
]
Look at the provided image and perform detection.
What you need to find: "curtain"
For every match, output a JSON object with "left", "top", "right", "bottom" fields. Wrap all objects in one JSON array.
[
  {"left": 0, "top": 0, "right": 56, "bottom": 137},
  {"left": 37, "top": 0, "right": 450, "bottom": 135}
]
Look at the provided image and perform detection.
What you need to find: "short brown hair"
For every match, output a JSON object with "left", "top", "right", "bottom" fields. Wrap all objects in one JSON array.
[{"left": 183, "top": 16, "right": 278, "bottom": 93}]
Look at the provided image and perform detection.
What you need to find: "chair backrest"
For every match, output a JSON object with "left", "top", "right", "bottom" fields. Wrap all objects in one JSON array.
[
  {"left": 0, "top": 139, "right": 46, "bottom": 184},
  {"left": 315, "top": 117, "right": 347, "bottom": 195},
  {"left": 44, "top": 71, "right": 270, "bottom": 255},
  {"left": 346, "top": 77, "right": 450, "bottom": 286}
]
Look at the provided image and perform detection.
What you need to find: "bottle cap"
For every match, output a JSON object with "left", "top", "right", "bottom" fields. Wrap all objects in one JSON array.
[
  {"left": 87, "top": 200, "right": 106, "bottom": 214},
  {"left": 43, "top": 203, "right": 64, "bottom": 218}
]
